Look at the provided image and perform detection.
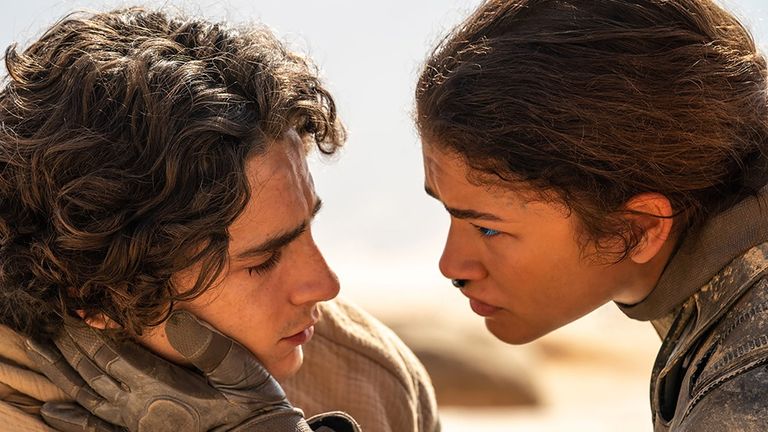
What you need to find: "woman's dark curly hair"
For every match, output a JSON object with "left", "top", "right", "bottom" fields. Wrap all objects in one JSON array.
[
  {"left": 0, "top": 8, "right": 344, "bottom": 338},
  {"left": 416, "top": 0, "right": 768, "bottom": 260}
]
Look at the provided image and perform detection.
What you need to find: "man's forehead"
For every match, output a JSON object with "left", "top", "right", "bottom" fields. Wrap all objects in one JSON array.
[
  {"left": 231, "top": 199, "right": 322, "bottom": 262},
  {"left": 228, "top": 136, "right": 317, "bottom": 256},
  {"left": 247, "top": 130, "right": 308, "bottom": 176}
]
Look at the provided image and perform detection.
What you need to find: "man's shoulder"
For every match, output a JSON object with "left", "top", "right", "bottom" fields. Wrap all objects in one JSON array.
[
  {"left": 283, "top": 298, "right": 439, "bottom": 432},
  {"left": 314, "top": 298, "right": 424, "bottom": 379}
]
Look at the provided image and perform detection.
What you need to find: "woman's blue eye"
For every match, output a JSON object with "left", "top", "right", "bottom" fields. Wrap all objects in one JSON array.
[{"left": 477, "top": 226, "right": 500, "bottom": 237}]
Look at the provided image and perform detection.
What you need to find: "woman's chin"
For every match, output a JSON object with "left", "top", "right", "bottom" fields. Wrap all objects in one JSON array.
[{"left": 485, "top": 318, "right": 547, "bottom": 345}]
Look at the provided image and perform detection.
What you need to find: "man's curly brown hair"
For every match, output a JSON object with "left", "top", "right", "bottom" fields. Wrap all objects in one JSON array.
[{"left": 0, "top": 8, "right": 344, "bottom": 338}]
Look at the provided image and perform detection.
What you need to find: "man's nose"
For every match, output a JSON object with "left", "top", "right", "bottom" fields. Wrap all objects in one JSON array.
[
  {"left": 288, "top": 233, "right": 340, "bottom": 306},
  {"left": 438, "top": 221, "right": 487, "bottom": 284}
]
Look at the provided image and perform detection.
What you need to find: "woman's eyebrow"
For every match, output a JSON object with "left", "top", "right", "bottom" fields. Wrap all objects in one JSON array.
[{"left": 424, "top": 185, "right": 502, "bottom": 222}]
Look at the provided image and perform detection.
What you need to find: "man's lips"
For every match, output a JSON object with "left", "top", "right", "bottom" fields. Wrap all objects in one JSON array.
[
  {"left": 280, "top": 306, "right": 322, "bottom": 346},
  {"left": 281, "top": 321, "right": 317, "bottom": 345}
]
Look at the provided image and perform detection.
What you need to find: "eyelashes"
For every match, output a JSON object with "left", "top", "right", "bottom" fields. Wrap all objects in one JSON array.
[
  {"left": 476, "top": 226, "right": 501, "bottom": 237},
  {"left": 247, "top": 250, "right": 283, "bottom": 276}
]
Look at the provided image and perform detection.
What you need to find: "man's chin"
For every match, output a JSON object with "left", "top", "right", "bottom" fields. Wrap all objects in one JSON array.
[{"left": 270, "top": 345, "right": 305, "bottom": 382}]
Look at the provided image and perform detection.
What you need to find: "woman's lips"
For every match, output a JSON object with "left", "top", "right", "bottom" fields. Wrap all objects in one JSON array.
[
  {"left": 282, "top": 324, "right": 315, "bottom": 345},
  {"left": 468, "top": 297, "right": 502, "bottom": 317}
]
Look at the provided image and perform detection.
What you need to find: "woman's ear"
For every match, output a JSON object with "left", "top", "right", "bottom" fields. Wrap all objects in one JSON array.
[{"left": 622, "top": 193, "right": 675, "bottom": 264}]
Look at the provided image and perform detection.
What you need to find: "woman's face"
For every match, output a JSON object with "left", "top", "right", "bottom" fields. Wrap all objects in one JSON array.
[{"left": 422, "top": 142, "right": 640, "bottom": 344}]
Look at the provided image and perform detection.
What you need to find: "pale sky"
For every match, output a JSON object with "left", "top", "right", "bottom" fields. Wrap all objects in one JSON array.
[{"left": 2, "top": 0, "right": 767, "bottom": 311}]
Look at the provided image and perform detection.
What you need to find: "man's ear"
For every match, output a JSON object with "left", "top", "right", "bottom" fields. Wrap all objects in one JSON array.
[
  {"left": 622, "top": 193, "right": 675, "bottom": 264},
  {"left": 75, "top": 310, "right": 121, "bottom": 330}
]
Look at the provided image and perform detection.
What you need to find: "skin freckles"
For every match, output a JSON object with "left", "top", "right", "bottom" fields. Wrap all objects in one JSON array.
[
  {"left": 422, "top": 142, "right": 676, "bottom": 345},
  {"left": 137, "top": 130, "right": 339, "bottom": 380}
]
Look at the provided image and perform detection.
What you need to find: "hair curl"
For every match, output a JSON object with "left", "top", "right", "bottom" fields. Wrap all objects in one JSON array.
[
  {"left": 0, "top": 8, "right": 344, "bottom": 338},
  {"left": 416, "top": 0, "right": 768, "bottom": 259}
]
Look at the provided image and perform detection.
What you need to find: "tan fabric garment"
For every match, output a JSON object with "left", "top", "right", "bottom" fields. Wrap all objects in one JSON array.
[
  {"left": 283, "top": 298, "right": 439, "bottom": 432},
  {"left": 0, "top": 297, "right": 439, "bottom": 432},
  {"left": 0, "top": 326, "right": 65, "bottom": 431}
]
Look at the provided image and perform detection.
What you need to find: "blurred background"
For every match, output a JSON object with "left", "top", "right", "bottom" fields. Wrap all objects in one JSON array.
[{"left": 2, "top": 1, "right": 766, "bottom": 430}]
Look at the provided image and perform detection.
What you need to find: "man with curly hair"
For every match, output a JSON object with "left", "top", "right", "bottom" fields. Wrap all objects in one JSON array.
[{"left": 0, "top": 8, "right": 438, "bottom": 432}]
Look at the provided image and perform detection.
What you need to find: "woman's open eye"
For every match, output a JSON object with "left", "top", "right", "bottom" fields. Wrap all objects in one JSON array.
[
  {"left": 475, "top": 226, "right": 501, "bottom": 237},
  {"left": 247, "top": 250, "right": 283, "bottom": 276}
]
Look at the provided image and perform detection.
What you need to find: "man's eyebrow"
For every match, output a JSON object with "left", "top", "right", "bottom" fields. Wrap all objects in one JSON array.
[
  {"left": 424, "top": 184, "right": 502, "bottom": 222},
  {"left": 235, "top": 199, "right": 323, "bottom": 259}
]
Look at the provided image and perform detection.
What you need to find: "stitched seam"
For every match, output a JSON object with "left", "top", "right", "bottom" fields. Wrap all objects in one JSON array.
[
  {"left": 683, "top": 357, "right": 768, "bottom": 421},
  {"left": 715, "top": 282, "right": 768, "bottom": 343},
  {"left": 705, "top": 280, "right": 768, "bottom": 374},
  {"left": 710, "top": 334, "right": 768, "bottom": 373},
  {"left": 663, "top": 274, "right": 767, "bottom": 374}
]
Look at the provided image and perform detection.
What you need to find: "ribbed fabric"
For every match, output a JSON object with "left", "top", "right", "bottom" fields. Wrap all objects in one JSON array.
[
  {"left": 246, "top": 410, "right": 313, "bottom": 432},
  {"left": 618, "top": 186, "right": 768, "bottom": 321},
  {"left": 0, "top": 402, "right": 57, "bottom": 432},
  {"left": 0, "top": 327, "right": 64, "bottom": 431}
]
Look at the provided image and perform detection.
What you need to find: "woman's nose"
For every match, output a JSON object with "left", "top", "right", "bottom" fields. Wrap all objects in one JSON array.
[{"left": 438, "top": 221, "right": 488, "bottom": 284}]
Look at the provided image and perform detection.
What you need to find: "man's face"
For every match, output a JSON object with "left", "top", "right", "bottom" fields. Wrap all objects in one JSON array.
[
  {"left": 139, "top": 131, "right": 339, "bottom": 380},
  {"left": 422, "top": 142, "right": 635, "bottom": 344}
]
